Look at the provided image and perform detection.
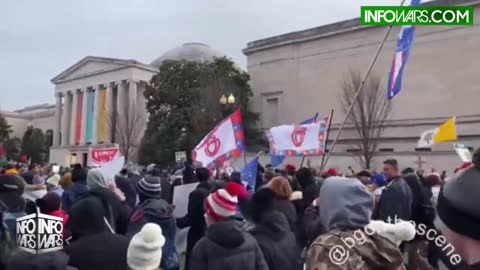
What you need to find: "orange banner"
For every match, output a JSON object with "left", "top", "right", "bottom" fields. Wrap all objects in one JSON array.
[{"left": 96, "top": 88, "right": 107, "bottom": 143}]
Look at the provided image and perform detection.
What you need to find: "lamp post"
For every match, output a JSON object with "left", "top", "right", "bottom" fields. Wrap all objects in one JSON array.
[{"left": 219, "top": 93, "right": 236, "bottom": 117}]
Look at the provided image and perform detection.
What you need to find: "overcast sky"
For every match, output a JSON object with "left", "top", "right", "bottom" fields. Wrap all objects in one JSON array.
[{"left": 1, "top": 0, "right": 403, "bottom": 110}]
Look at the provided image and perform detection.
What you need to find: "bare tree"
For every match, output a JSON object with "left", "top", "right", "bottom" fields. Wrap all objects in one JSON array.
[
  {"left": 340, "top": 69, "right": 392, "bottom": 169},
  {"left": 108, "top": 101, "right": 146, "bottom": 163}
]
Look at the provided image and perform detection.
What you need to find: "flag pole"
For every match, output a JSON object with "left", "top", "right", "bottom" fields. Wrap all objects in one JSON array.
[
  {"left": 319, "top": 109, "right": 335, "bottom": 173},
  {"left": 299, "top": 112, "right": 319, "bottom": 168},
  {"left": 320, "top": 0, "right": 407, "bottom": 169}
]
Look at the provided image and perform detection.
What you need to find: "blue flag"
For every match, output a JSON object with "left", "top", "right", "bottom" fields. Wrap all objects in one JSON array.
[
  {"left": 241, "top": 156, "right": 259, "bottom": 190},
  {"left": 269, "top": 113, "right": 319, "bottom": 167},
  {"left": 387, "top": 0, "right": 420, "bottom": 99}
]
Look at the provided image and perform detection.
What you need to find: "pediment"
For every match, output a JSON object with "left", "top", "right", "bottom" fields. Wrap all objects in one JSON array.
[{"left": 51, "top": 56, "right": 140, "bottom": 84}]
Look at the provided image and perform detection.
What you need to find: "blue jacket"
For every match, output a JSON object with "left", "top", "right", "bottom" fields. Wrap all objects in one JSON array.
[{"left": 62, "top": 182, "right": 89, "bottom": 213}]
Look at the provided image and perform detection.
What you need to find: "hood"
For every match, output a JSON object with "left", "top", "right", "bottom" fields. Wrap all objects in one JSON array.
[
  {"left": 319, "top": 177, "right": 373, "bottom": 231},
  {"left": 207, "top": 217, "right": 245, "bottom": 248},
  {"left": 252, "top": 211, "right": 290, "bottom": 240},
  {"left": 141, "top": 199, "right": 173, "bottom": 219},
  {"left": 87, "top": 168, "right": 108, "bottom": 189}
]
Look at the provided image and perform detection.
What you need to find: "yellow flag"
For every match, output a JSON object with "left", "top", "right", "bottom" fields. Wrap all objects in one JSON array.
[{"left": 433, "top": 116, "right": 457, "bottom": 143}]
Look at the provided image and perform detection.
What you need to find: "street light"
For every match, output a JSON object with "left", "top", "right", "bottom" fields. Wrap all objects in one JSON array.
[
  {"left": 220, "top": 93, "right": 236, "bottom": 117},
  {"left": 227, "top": 93, "right": 235, "bottom": 104},
  {"left": 219, "top": 95, "right": 227, "bottom": 105}
]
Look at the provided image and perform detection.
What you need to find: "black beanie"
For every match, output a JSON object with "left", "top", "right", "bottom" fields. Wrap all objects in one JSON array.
[
  {"left": 36, "top": 192, "right": 61, "bottom": 213},
  {"left": 250, "top": 188, "right": 276, "bottom": 223},
  {"left": 438, "top": 148, "right": 480, "bottom": 240}
]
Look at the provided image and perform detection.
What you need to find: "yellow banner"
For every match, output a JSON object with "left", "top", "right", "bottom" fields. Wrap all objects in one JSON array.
[{"left": 97, "top": 89, "right": 107, "bottom": 143}]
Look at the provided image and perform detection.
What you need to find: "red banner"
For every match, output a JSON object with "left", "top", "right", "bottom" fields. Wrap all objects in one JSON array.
[{"left": 90, "top": 147, "right": 118, "bottom": 165}]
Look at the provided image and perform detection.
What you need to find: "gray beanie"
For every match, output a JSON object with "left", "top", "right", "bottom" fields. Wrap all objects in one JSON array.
[{"left": 438, "top": 148, "right": 480, "bottom": 240}]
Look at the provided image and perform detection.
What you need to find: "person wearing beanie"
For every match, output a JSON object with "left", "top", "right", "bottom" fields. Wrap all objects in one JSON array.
[
  {"left": 36, "top": 192, "right": 69, "bottom": 238},
  {"left": 249, "top": 188, "right": 302, "bottom": 270},
  {"left": 191, "top": 181, "right": 268, "bottom": 270},
  {"left": 356, "top": 170, "right": 372, "bottom": 185},
  {"left": 46, "top": 174, "right": 63, "bottom": 197},
  {"left": 305, "top": 177, "right": 404, "bottom": 270},
  {"left": 62, "top": 164, "right": 89, "bottom": 212},
  {"left": 128, "top": 176, "right": 179, "bottom": 270},
  {"left": 127, "top": 223, "right": 165, "bottom": 270},
  {"left": 177, "top": 167, "right": 212, "bottom": 270},
  {"left": 438, "top": 148, "right": 480, "bottom": 269}
]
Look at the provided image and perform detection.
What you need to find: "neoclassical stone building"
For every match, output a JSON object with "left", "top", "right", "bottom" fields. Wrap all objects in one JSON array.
[
  {"left": 49, "top": 43, "right": 227, "bottom": 166},
  {"left": 243, "top": 0, "right": 480, "bottom": 172}
]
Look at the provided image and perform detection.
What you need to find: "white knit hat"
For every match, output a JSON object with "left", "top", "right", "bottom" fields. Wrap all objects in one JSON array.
[
  {"left": 127, "top": 223, "right": 165, "bottom": 270},
  {"left": 46, "top": 174, "right": 61, "bottom": 187}
]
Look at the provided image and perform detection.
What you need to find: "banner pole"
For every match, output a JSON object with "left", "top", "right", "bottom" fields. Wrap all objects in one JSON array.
[
  {"left": 319, "top": 109, "right": 335, "bottom": 173},
  {"left": 320, "top": 1, "right": 406, "bottom": 169}
]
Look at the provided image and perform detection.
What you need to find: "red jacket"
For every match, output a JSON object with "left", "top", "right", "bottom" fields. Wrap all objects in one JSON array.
[{"left": 48, "top": 209, "right": 69, "bottom": 238}]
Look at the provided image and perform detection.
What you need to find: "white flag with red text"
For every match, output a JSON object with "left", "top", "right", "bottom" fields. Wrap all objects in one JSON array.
[
  {"left": 192, "top": 109, "right": 245, "bottom": 168},
  {"left": 266, "top": 121, "right": 328, "bottom": 156}
]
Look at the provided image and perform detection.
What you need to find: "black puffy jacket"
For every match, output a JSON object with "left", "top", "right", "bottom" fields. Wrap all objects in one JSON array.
[
  {"left": 190, "top": 217, "right": 268, "bottom": 270},
  {"left": 250, "top": 211, "right": 302, "bottom": 270}
]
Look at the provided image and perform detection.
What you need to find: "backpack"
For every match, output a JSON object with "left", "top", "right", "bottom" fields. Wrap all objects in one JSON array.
[
  {"left": 411, "top": 185, "right": 436, "bottom": 227},
  {"left": 128, "top": 200, "right": 179, "bottom": 270}
]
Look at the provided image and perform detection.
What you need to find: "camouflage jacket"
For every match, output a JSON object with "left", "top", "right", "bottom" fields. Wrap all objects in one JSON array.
[{"left": 305, "top": 229, "right": 404, "bottom": 270}]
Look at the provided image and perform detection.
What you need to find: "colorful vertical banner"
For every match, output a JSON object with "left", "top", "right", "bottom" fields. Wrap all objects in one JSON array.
[
  {"left": 96, "top": 89, "right": 107, "bottom": 143},
  {"left": 75, "top": 93, "right": 83, "bottom": 144},
  {"left": 85, "top": 90, "right": 95, "bottom": 143}
]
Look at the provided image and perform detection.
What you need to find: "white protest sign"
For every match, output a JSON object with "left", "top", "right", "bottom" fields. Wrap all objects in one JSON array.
[
  {"left": 454, "top": 143, "right": 472, "bottom": 162},
  {"left": 172, "top": 182, "right": 198, "bottom": 218},
  {"left": 100, "top": 156, "right": 125, "bottom": 183}
]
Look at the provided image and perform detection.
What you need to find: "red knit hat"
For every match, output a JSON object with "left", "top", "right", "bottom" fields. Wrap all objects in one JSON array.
[
  {"left": 285, "top": 164, "right": 297, "bottom": 171},
  {"left": 327, "top": 168, "right": 338, "bottom": 176},
  {"left": 204, "top": 182, "right": 244, "bottom": 221}
]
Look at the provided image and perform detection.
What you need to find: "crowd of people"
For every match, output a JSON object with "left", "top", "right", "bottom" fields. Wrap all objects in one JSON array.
[{"left": 0, "top": 148, "right": 480, "bottom": 270}]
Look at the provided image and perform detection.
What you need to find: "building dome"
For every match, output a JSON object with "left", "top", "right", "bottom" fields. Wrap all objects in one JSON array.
[{"left": 150, "top": 42, "right": 227, "bottom": 67}]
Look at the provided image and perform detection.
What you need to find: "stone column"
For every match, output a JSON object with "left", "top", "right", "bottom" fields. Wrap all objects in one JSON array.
[
  {"left": 80, "top": 89, "right": 88, "bottom": 145},
  {"left": 128, "top": 80, "right": 138, "bottom": 112},
  {"left": 54, "top": 93, "right": 63, "bottom": 146},
  {"left": 92, "top": 86, "right": 99, "bottom": 144},
  {"left": 105, "top": 83, "right": 113, "bottom": 144},
  {"left": 70, "top": 90, "right": 78, "bottom": 145},
  {"left": 117, "top": 80, "right": 126, "bottom": 117},
  {"left": 61, "top": 92, "right": 72, "bottom": 146}
]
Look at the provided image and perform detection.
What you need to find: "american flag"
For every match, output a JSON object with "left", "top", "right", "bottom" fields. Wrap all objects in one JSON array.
[{"left": 387, "top": 0, "right": 421, "bottom": 99}]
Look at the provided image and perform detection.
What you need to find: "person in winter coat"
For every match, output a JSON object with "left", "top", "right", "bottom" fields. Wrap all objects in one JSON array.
[
  {"left": 305, "top": 177, "right": 407, "bottom": 270},
  {"left": 62, "top": 164, "right": 89, "bottom": 212},
  {"left": 65, "top": 190, "right": 130, "bottom": 270},
  {"left": 438, "top": 149, "right": 480, "bottom": 270},
  {"left": 127, "top": 223, "right": 165, "bottom": 270},
  {"left": 46, "top": 174, "right": 64, "bottom": 197},
  {"left": 190, "top": 182, "right": 268, "bottom": 270},
  {"left": 36, "top": 192, "right": 69, "bottom": 238},
  {"left": 0, "top": 174, "right": 27, "bottom": 241},
  {"left": 176, "top": 167, "right": 212, "bottom": 270},
  {"left": 146, "top": 164, "right": 174, "bottom": 204},
  {"left": 115, "top": 169, "right": 137, "bottom": 209},
  {"left": 128, "top": 176, "right": 179, "bottom": 270},
  {"left": 294, "top": 167, "right": 320, "bottom": 248},
  {"left": 6, "top": 251, "right": 71, "bottom": 270},
  {"left": 249, "top": 188, "right": 302, "bottom": 270},
  {"left": 377, "top": 159, "right": 413, "bottom": 222},
  {"left": 68, "top": 168, "right": 131, "bottom": 238},
  {"left": 267, "top": 176, "right": 297, "bottom": 234}
]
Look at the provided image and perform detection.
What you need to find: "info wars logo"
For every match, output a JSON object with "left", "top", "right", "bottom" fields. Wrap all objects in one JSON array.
[{"left": 16, "top": 212, "right": 63, "bottom": 254}]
